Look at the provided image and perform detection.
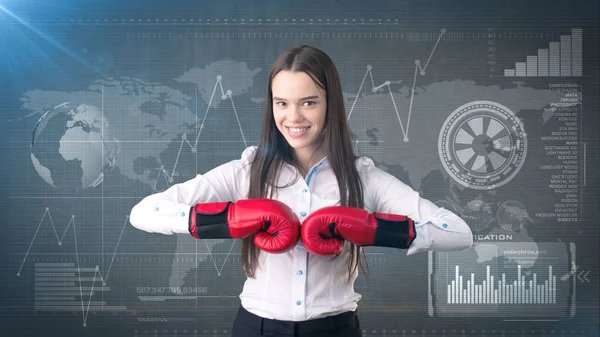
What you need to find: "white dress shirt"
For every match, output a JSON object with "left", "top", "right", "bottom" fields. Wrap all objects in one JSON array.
[{"left": 129, "top": 146, "right": 473, "bottom": 321}]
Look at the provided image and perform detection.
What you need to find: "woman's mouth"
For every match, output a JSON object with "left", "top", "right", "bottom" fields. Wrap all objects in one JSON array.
[{"left": 285, "top": 126, "right": 310, "bottom": 138}]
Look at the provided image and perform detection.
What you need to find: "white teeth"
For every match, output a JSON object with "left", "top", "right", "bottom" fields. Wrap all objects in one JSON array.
[{"left": 289, "top": 127, "right": 308, "bottom": 133}]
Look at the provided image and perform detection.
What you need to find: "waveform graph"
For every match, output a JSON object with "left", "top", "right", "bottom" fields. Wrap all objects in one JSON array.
[
  {"left": 146, "top": 75, "right": 259, "bottom": 195},
  {"left": 503, "top": 29, "right": 582, "bottom": 77},
  {"left": 15, "top": 206, "right": 130, "bottom": 327},
  {"left": 447, "top": 265, "right": 557, "bottom": 305},
  {"left": 345, "top": 28, "right": 447, "bottom": 151},
  {"left": 429, "top": 241, "right": 575, "bottom": 318}
]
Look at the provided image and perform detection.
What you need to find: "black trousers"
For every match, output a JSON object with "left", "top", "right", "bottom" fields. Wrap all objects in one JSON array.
[{"left": 231, "top": 305, "right": 363, "bottom": 337}]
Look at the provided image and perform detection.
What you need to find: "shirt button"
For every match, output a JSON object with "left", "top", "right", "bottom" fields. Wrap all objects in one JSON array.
[
  {"left": 180, "top": 212, "right": 186, "bottom": 217},
  {"left": 296, "top": 300, "right": 302, "bottom": 305},
  {"left": 302, "top": 189, "right": 308, "bottom": 193},
  {"left": 300, "top": 211, "right": 307, "bottom": 217},
  {"left": 442, "top": 223, "right": 448, "bottom": 228},
  {"left": 154, "top": 207, "right": 159, "bottom": 211},
  {"left": 297, "top": 270, "right": 303, "bottom": 276}
]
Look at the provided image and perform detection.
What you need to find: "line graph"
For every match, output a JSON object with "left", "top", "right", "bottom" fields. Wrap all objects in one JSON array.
[
  {"left": 17, "top": 207, "right": 129, "bottom": 326},
  {"left": 152, "top": 75, "right": 248, "bottom": 192},
  {"left": 148, "top": 76, "right": 245, "bottom": 292},
  {"left": 347, "top": 28, "right": 446, "bottom": 143},
  {"left": 200, "top": 239, "right": 238, "bottom": 277}
]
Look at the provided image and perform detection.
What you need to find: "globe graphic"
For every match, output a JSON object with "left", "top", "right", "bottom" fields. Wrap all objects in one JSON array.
[
  {"left": 497, "top": 200, "right": 528, "bottom": 231},
  {"left": 462, "top": 200, "right": 493, "bottom": 232},
  {"left": 30, "top": 102, "right": 118, "bottom": 190}
]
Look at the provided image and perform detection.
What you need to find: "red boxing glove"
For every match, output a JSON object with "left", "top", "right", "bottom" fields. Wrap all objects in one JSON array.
[
  {"left": 189, "top": 198, "right": 300, "bottom": 253},
  {"left": 301, "top": 206, "right": 416, "bottom": 255}
]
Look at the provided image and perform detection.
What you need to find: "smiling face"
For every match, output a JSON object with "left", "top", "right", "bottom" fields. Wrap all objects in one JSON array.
[{"left": 272, "top": 70, "right": 327, "bottom": 165}]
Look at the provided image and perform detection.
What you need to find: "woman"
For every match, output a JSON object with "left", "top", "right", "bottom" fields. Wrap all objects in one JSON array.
[{"left": 129, "top": 45, "right": 473, "bottom": 337}]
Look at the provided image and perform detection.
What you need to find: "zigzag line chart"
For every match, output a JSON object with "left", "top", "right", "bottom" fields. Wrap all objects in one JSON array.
[
  {"left": 146, "top": 76, "right": 243, "bottom": 294},
  {"left": 17, "top": 207, "right": 129, "bottom": 327},
  {"left": 152, "top": 75, "right": 247, "bottom": 192},
  {"left": 347, "top": 28, "right": 447, "bottom": 143}
]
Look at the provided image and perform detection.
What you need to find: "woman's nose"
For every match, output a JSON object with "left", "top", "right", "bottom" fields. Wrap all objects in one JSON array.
[{"left": 287, "top": 105, "right": 303, "bottom": 121}]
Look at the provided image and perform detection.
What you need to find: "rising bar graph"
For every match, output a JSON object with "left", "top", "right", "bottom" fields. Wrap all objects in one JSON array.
[
  {"left": 504, "top": 28, "right": 582, "bottom": 77},
  {"left": 448, "top": 265, "right": 556, "bottom": 304}
]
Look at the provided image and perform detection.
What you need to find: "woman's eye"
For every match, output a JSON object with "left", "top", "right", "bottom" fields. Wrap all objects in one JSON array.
[
  {"left": 303, "top": 101, "right": 316, "bottom": 106},
  {"left": 275, "top": 101, "right": 286, "bottom": 107}
]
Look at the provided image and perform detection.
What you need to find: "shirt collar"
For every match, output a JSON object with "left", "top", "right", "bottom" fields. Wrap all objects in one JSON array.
[{"left": 281, "top": 156, "right": 330, "bottom": 178}]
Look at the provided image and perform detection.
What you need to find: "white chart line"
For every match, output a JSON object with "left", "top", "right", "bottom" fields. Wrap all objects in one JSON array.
[
  {"left": 152, "top": 76, "right": 247, "bottom": 192},
  {"left": 347, "top": 28, "right": 446, "bottom": 142},
  {"left": 17, "top": 208, "right": 128, "bottom": 326},
  {"left": 101, "top": 83, "right": 105, "bottom": 309}
]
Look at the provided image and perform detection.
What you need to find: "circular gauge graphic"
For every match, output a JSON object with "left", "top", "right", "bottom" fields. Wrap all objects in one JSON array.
[{"left": 438, "top": 101, "right": 527, "bottom": 190}]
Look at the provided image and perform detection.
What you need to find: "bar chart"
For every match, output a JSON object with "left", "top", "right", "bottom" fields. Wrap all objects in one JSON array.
[
  {"left": 504, "top": 29, "right": 582, "bottom": 77},
  {"left": 34, "top": 262, "right": 127, "bottom": 326},
  {"left": 448, "top": 265, "right": 556, "bottom": 304},
  {"left": 429, "top": 241, "right": 575, "bottom": 317}
]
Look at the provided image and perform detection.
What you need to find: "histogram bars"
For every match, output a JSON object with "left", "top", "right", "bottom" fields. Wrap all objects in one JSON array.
[
  {"left": 347, "top": 28, "right": 446, "bottom": 142},
  {"left": 448, "top": 265, "right": 557, "bottom": 304},
  {"left": 504, "top": 28, "right": 582, "bottom": 77}
]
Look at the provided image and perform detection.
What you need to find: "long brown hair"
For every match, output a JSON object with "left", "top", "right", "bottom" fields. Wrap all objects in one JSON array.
[{"left": 242, "top": 45, "right": 368, "bottom": 281}]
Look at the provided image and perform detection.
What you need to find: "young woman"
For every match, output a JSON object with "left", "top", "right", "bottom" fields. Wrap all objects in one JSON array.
[{"left": 129, "top": 45, "right": 473, "bottom": 337}]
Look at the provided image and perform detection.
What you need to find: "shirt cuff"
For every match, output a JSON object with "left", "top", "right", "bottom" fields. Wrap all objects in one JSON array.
[
  {"left": 406, "top": 221, "right": 431, "bottom": 255},
  {"left": 406, "top": 207, "right": 473, "bottom": 255}
]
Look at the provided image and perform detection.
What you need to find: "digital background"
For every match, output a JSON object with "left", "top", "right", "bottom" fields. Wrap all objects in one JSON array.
[{"left": 0, "top": 0, "right": 598, "bottom": 336}]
